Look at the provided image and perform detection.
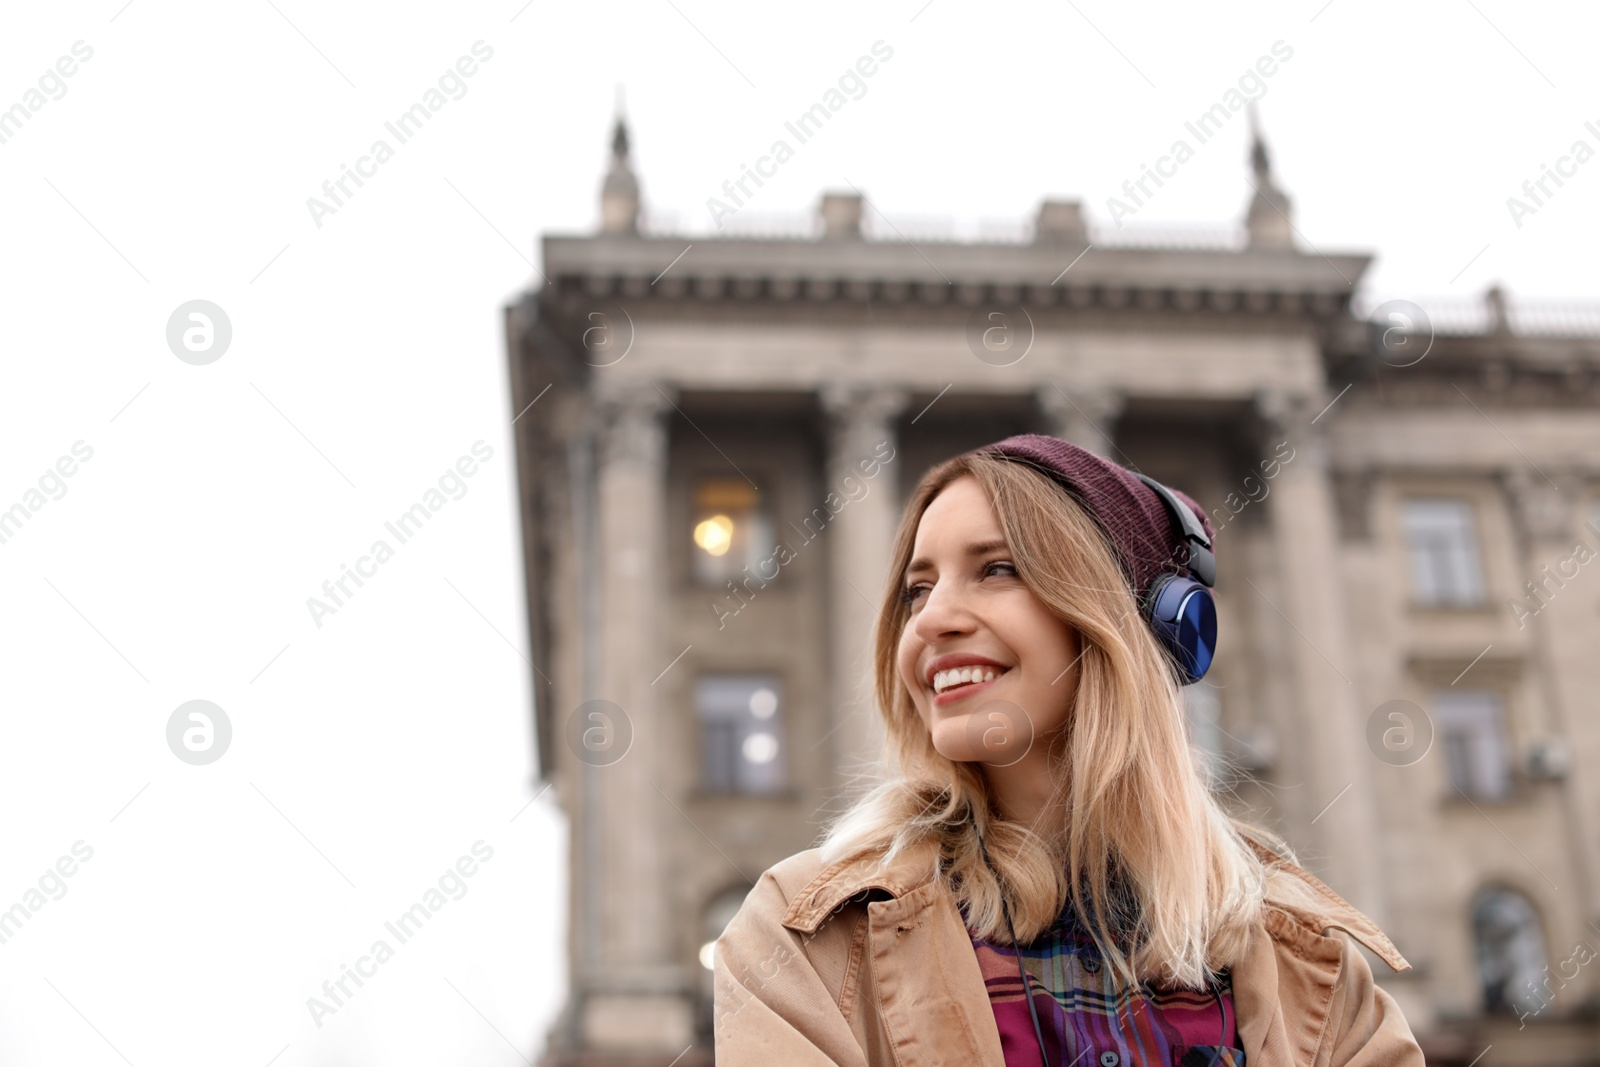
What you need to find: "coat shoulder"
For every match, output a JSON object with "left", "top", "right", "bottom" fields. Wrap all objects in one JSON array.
[{"left": 730, "top": 848, "right": 860, "bottom": 935}]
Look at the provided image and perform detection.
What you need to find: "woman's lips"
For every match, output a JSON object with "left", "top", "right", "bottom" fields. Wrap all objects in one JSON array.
[{"left": 931, "top": 671, "right": 1006, "bottom": 708}]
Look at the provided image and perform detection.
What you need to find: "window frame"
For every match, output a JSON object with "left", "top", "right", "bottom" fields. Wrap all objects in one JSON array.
[
  {"left": 688, "top": 471, "right": 781, "bottom": 592},
  {"left": 1434, "top": 688, "right": 1514, "bottom": 802},
  {"left": 1470, "top": 885, "right": 1550, "bottom": 1018},
  {"left": 1401, "top": 496, "right": 1488, "bottom": 608},
  {"left": 692, "top": 671, "right": 789, "bottom": 797}
]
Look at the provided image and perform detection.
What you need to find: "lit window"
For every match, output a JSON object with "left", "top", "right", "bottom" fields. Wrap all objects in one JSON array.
[
  {"left": 1472, "top": 887, "right": 1549, "bottom": 1017},
  {"left": 1436, "top": 690, "right": 1511, "bottom": 800},
  {"left": 1402, "top": 499, "right": 1486, "bottom": 606},
  {"left": 692, "top": 478, "right": 777, "bottom": 587},
  {"left": 696, "top": 674, "right": 785, "bottom": 794}
]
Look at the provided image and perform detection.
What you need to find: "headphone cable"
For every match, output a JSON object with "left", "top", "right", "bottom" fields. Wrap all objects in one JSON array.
[{"left": 974, "top": 822, "right": 1052, "bottom": 1067}]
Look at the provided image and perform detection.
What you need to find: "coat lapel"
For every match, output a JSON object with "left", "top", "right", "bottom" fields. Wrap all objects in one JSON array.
[
  {"left": 783, "top": 842, "right": 1007, "bottom": 1066},
  {"left": 1230, "top": 904, "right": 1345, "bottom": 1067},
  {"left": 866, "top": 880, "right": 1006, "bottom": 1066}
]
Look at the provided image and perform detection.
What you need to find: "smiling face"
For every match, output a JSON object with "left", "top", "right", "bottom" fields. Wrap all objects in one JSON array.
[{"left": 896, "top": 475, "right": 1082, "bottom": 768}]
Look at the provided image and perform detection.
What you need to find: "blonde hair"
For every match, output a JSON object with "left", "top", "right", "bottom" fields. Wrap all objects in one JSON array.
[{"left": 820, "top": 448, "right": 1318, "bottom": 992}]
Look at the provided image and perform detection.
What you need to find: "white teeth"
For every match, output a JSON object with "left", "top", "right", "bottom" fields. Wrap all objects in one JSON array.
[{"left": 932, "top": 667, "right": 1003, "bottom": 694}]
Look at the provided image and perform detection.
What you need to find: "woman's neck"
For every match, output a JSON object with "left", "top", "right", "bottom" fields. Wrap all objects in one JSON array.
[{"left": 982, "top": 739, "right": 1067, "bottom": 832}]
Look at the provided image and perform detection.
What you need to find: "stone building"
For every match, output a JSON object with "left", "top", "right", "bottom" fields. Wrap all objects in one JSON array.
[{"left": 504, "top": 118, "right": 1600, "bottom": 1065}]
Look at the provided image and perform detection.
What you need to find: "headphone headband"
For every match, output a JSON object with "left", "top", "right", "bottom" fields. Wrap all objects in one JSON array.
[{"left": 1133, "top": 473, "right": 1215, "bottom": 588}]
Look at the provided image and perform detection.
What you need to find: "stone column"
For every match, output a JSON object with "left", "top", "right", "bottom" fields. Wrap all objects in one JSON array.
[
  {"left": 1255, "top": 389, "right": 1388, "bottom": 923},
  {"left": 819, "top": 385, "right": 909, "bottom": 791},
  {"left": 582, "top": 380, "right": 691, "bottom": 1051},
  {"left": 1502, "top": 466, "right": 1600, "bottom": 926},
  {"left": 1036, "top": 384, "right": 1125, "bottom": 456}
]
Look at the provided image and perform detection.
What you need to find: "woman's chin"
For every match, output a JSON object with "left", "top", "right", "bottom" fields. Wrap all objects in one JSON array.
[
  {"left": 930, "top": 718, "right": 985, "bottom": 762},
  {"left": 929, "top": 710, "right": 1034, "bottom": 766}
]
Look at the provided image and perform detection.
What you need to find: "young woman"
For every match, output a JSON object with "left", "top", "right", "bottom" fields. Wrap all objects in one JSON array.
[{"left": 713, "top": 433, "right": 1425, "bottom": 1066}]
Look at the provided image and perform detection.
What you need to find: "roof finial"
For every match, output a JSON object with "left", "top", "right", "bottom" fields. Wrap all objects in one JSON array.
[
  {"left": 1245, "top": 103, "right": 1294, "bottom": 250},
  {"left": 611, "top": 85, "right": 629, "bottom": 158},
  {"left": 610, "top": 117, "right": 630, "bottom": 161},
  {"left": 1486, "top": 284, "right": 1513, "bottom": 335},
  {"left": 1248, "top": 103, "right": 1272, "bottom": 183},
  {"left": 600, "top": 92, "right": 640, "bottom": 235}
]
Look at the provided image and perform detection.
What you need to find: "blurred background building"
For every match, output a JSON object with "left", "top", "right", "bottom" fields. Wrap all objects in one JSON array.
[{"left": 504, "top": 117, "right": 1600, "bottom": 1066}]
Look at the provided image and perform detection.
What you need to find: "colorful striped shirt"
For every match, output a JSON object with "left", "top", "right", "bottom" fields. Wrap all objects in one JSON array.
[{"left": 967, "top": 902, "right": 1244, "bottom": 1067}]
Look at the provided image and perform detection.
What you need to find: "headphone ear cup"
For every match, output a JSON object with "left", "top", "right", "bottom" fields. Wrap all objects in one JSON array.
[{"left": 1142, "top": 574, "right": 1218, "bottom": 684}]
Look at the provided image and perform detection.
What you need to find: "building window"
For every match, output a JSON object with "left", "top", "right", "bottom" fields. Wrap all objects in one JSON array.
[
  {"left": 691, "top": 477, "right": 776, "bottom": 587},
  {"left": 1402, "top": 498, "right": 1486, "bottom": 606},
  {"left": 1472, "top": 887, "right": 1549, "bottom": 1017},
  {"left": 696, "top": 674, "right": 785, "bottom": 794},
  {"left": 1436, "top": 690, "right": 1512, "bottom": 800}
]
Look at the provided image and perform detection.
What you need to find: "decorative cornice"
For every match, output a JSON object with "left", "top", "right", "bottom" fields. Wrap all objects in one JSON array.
[{"left": 541, "top": 234, "right": 1367, "bottom": 317}]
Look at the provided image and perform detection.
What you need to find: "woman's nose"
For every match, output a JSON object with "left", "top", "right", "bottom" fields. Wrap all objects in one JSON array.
[{"left": 913, "top": 579, "right": 973, "bottom": 639}]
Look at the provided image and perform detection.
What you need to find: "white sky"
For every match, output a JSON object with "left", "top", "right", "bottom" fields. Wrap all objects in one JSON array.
[{"left": 1, "top": 2, "right": 1595, "bottom": 1065}]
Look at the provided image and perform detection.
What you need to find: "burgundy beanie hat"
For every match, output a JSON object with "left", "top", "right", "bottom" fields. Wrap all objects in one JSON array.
[{"left": 974, "top": 433, "right": 1214, "bottom": 606}]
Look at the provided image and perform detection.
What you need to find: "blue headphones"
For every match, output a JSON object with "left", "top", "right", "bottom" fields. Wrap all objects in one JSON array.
[{"left": 1133, "top": 473, "right": 1217, "bottom": 685}]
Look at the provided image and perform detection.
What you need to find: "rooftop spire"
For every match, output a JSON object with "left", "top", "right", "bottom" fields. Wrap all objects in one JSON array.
[
  {"left": 1245, "top": 104, "right": 1294, "bottom": 250},
  {"left": 600, "top": 95, "right": 640, "bottom": 235}
]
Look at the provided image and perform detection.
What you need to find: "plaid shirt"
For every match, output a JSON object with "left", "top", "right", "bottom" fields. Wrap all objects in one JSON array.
[{"left": 968, "top": 904, "right": 1245, "bottom": 1067}]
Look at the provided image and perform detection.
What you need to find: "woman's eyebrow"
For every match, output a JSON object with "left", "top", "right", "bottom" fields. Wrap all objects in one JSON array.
[{"left": 904, "top": 538, "right": 1010, "bottom": 576}]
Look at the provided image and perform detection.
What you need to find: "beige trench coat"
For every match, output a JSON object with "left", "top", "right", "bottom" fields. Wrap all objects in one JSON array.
[{"left": 714, "top": 837, "right": 1424, "bottom": 1066}]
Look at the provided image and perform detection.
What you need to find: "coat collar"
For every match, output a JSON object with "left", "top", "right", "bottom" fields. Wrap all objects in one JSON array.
[
  {"left": 1243, "top": 840, "right": 1413, "bottom": 973},
  {"left": 783, "top": 835, "right": 1411, "bottom": 974},
  {"left": 782, "top": 837, "right": 943, "bottom": 933}
]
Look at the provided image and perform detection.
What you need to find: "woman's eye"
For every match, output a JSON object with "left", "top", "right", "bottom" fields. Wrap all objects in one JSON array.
[{"left": 900, "top": 563, "right": 1013, "bottom": 607}]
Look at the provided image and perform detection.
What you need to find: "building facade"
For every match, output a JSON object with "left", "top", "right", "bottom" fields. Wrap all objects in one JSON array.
[{"left": 505, "top": 120, "right": 1600, "bottom": 1066}]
